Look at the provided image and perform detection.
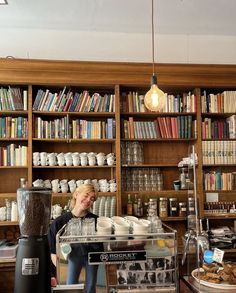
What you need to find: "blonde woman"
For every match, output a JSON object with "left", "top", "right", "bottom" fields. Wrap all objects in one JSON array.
[{"left": 48, "top": 183, "right": 101, "bottom": 293}]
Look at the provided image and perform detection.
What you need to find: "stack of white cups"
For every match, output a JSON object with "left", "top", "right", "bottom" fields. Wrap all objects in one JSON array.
[{"left": 96, "top": 217, "right": 113, "bottom": 240}]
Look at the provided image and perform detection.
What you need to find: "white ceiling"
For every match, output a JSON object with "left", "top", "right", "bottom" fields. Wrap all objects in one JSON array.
[{"left": 0, "top": 0, "right": 236, "bottom": 36}]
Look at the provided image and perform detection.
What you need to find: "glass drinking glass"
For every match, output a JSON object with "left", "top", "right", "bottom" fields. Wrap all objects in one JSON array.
[{"left": 82, "top": 218, "right": 95, "bottom": 236}]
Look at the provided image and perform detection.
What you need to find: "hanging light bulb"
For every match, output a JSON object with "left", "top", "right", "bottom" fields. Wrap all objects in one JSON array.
[
  {"left": 144, "top": 74, "right": 165, "bottom": 111},
  {"left": 144, "top": 0, "right": 166, "bottom": 112}
]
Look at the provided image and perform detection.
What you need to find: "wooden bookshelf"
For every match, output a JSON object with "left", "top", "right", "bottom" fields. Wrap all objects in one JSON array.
[{"left": 0, "top": 59, "right": 236, "bottom": 234}]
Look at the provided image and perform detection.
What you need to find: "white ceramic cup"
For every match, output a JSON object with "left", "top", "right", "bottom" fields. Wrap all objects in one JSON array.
[
  {"left": 76, "top": 180, "right": 84, "bottom": 187},
  {"left": 97, "top": 157, "right": 105, "bottom": 166},
  {"left": 57, "top": 153, "right": 65, "bottom": 166},
  {"left": 33, "top": 179, "right": 44, "bottom": 187},
  {"left": 107, "top": 157, "right": 115, "bottom": 166},
  {"left": 40, "top": 152, "right": 47, "bottom": 166},
  {"left": 72, "top": 152, "right": 80, "bottom": 165},
  {"left": 51, "top": 179, "right": 60, "bottom": 193},
  {"left": 47, "top": 152, "right": 56, "bottom": 164}
]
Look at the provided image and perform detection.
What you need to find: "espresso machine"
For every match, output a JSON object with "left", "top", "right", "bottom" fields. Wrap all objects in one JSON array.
[{"left": 14, "top": 187, "right": 52, "bottom": 293}]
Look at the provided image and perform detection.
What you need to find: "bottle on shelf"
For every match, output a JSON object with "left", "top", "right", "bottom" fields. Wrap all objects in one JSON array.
[
  {"left": 127, "top": 194, "right": 133, "bottom": 216},
  {"left": 180, "top": 168, "right": 188, "bottom": 190},
  {"left": 11, "top": 201, "right": 18, "bottom": 221},
  {"left": 133, "top": 194, "right": 138, "bottom": 216},
  {"left": 137, "top": 198, "right": 144, "bottom": 218},
  {"left": 5, "top": 199, "right": 11, "bottom": 221}
]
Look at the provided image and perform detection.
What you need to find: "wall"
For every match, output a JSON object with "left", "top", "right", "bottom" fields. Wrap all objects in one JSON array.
[{"left": 0, "top": 28, "right": 236, "bottom": 64}]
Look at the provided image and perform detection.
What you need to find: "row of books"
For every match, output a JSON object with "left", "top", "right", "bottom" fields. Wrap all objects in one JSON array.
[
  {"left": 34, "top": 117, "right": 69, "bottom": 139},
  {"left": 0, "top": 117, "right": 28, "bottom": 139},
  {"left": 204, "top": 202, "right": 236, "bottom": 214},
  {"left": 204, "top": 171, "right": 236, "bottom": 191},
  {"left": 71, "top": 118, "right": 115, "bottom": 139},
  {"left": 122, "top": 116, "right": 196, "bottom": 139},
  {"left": 34, "top": 117, "right": 115, "bottom": 139},
  {"left": 201, "top": 90, "right": 236, "bottom": 113},
  {"left": 33, "top": 87, "right": 115, "bottom": 112},
  {"left": 121, "top": 91, "right": 196, "bottom": 113},
  {"left": 201, "top": 116, "right": 236, "bottom": 139},
  {"left": 0, "top": 87, "right": 27, "bottom": 111},
  {"left": 202, "top": 140, "right": 236, "bottom": 165},
  {"left": 163, "top": 92, "right": 196, "bottom": 113},
  {"left": 0, "top": 144, "right": 27, "bottom": 166}
]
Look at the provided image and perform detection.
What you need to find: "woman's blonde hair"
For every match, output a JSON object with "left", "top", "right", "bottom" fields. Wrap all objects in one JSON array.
[{"left": 69, "top": 183, "right": 98, "bottom": 210}]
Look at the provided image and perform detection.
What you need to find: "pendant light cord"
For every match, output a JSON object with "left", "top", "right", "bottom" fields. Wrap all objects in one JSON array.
[{"left": 152, "top": 0, "right": 155, "bottom": 75}]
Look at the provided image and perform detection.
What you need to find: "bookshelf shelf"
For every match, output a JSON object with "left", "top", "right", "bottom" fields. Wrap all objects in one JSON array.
[
  {"left": 204, "top": 190, "right": 236, "bottom": 193},
  {"left": 121, "top": 112, "right": 197, "bottom": 117},
  {"left": 161, "top": 216, "right": 186, "bottom": 221},
  {"left": 0, "top": 221, "right": 18, "bottom": 226},
  {"left": 69, "top": 112, "right": 116, "bottom": 117},
  {"left": 0, "top": 138, "right": 28, "bottom": 142},
  {"left": 202, "top": 138, "right": 236, "bottom": 141},
  {"left": 33, "top": 165, "right": 116, "bottom": 169},
  {"left": 32, "top": 138, "right": 116, "bottom": 143},
  {"left": 0, "top": 166, "right": 27, "bottom": 169},
  {"left": 122, "top": 190, "right": 189, "bottom": 196},
  {"left": 52, "top": 192, "right": 117, "bottom": 197},
  {"left": 0, "top": 110, "right": 28, "bottom": 116},
  {"left": 204, "top": 213, "right": 236, "bottom": 219},
  {"left": 0, "top": 193, "right": 16, "bottom": 198},
  {"left": 121, "top": 138, "right": 197, "bottom": 142},
  {"left": 201, "top": 112, "right": 236, "bottom": 118},
  {"left": 122, "top": 164, "right": 179, "bottom": 168},
  {"left": 33, "top": 111, "right": 116, "bottom": 117},
  {"left": 203, "top": 164, "right": 236, "bottom": 167}
]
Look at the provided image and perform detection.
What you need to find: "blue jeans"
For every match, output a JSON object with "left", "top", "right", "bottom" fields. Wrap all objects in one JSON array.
[{"left": 67, "top": 245, "right": 98, "bottom": 293}]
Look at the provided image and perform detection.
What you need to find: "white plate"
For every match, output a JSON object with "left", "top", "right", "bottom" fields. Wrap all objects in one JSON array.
[{"left": 192, "top": 268, "right": 236, "bottom": 290}]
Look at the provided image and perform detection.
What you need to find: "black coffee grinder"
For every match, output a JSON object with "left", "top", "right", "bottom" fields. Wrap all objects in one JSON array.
[{"left": 14, "top": 187, "right": 52, "bottom": 293}]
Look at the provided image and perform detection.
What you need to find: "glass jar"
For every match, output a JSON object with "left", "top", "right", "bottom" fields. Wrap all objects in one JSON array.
[
  {"left": 19, "top": 177, "right": 27, "bottom": 188},
  {"left": 147, "top": 198, "right": 158, "bottom": 217},
  {"left": 159, "top": 197, "right": 168, "bottom": 218},
  {"left": 169, "top": 198, "right": 178, "bottom": 217},
  {"left": 188, "top": 197, "right": 195, "bottom": 215},
  {"left": 179, "top": 202, "right": 187, "bottom": 217}
]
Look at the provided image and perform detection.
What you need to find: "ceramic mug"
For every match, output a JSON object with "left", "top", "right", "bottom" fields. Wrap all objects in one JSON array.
[{"left": 40, "top": 152, "right": 48, "bottom": 166}]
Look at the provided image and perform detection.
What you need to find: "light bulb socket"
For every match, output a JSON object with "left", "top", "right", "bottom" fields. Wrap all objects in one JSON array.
[{"left": 151, "top": 74, "right": 157, "bottom": 85}]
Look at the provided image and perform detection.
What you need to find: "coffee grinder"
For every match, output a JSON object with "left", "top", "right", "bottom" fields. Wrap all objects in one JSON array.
[{"left": 14, "top": 187, "right": 52, "bottom": 293}]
